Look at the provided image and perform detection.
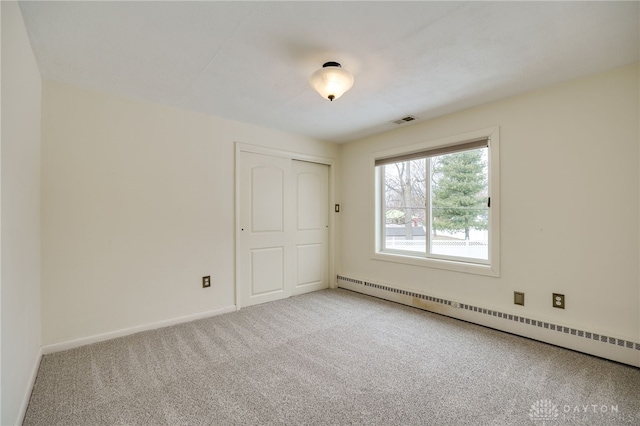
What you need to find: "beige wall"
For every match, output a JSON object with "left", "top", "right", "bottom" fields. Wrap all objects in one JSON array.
[
  {"left": 339, "top": 65, "right": 639, "bottom": 352},
  {"left": 41, "top": 81, "right": 338, "bottom": 347},
  {"left": 1, "top": 2, "right": 43, "bottom": 424}
]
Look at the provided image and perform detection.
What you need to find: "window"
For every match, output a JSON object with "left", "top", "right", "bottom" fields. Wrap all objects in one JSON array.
[{"left": 372, "top": 128, "right": 499, "bottom": 276}]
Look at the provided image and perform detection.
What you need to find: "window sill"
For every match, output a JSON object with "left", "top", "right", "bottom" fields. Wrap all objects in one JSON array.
[{"left": 371, "top": 251, "right": 500, "bottom": 277}]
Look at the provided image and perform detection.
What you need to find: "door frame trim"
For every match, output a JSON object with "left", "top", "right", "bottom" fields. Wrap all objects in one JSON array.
[{"left": 235, "top": 143, "right": 336, "bottom": 310}]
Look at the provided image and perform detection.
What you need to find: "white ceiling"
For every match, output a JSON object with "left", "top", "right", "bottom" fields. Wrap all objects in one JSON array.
[{"left": 19, "top": 1, "right": 639, "bottom": 143}]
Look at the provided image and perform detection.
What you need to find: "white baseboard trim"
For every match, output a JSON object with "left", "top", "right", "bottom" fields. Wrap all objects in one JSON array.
[
  {"left": 337, "top": 275, "right": 640, "bottom": 368},
  {"left": 17, "top": 347, "right": 43, "bottom": 425},
  {"left": 42, "top": 305, "right": 237, "bottom": 355}
]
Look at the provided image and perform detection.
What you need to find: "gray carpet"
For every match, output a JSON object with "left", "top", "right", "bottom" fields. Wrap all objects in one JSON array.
[{"left": 24, "top": 289, "right": 640, "bottom": 425}]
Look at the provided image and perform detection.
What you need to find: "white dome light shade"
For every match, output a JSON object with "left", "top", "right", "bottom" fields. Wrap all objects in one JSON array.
[{"left": 309, "top": 62, "right": 354, "bottom": 101}]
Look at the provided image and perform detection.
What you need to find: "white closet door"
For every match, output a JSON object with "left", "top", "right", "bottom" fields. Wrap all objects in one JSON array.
[
  {"left": 292, "top": 160, "right": 329, "bottom": 295},
  {"left": 239, "top": 152, "right": 293, "bottom": 308},
  {"left": 238, "top": 152, "right": 329, "bottom": 308}
]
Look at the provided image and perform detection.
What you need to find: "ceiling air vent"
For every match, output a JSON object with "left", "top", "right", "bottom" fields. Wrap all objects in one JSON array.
[{"left": 391, "top": 116, "right": 417, "bottom": 125}]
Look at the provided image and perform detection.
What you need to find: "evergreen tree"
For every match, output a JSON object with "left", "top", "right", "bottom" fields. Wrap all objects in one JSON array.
[{"left": 431, "top": 150, "right": 487, "bottom": 240}]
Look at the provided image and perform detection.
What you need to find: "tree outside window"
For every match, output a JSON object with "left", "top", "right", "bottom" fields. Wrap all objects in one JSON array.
[
  {"left": 431, "top": 149, "right": 488, "bottom": 240},
  {"left": 381, "top": 146, "right": 489, "bottom": 261}
]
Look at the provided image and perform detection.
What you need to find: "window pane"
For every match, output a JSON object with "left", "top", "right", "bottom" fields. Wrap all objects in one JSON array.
[
  {"left": 374, "top": 129, "right": 499, "bottom": 275},
  {"left": 383, "top": 159, "right": 427, "bottom": 254},
  {"left": 430, "top": 148, "right": 488, "bottom": 260}
]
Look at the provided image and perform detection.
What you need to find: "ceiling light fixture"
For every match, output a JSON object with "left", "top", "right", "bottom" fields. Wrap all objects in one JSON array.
[{"left": 309, "top": 61, "right": 354, "bottom": 101}]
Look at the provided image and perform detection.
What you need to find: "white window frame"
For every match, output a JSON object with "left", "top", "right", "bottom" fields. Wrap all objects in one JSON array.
[{"left": 371, "top": 127, "right": 500, "bottom": 277}]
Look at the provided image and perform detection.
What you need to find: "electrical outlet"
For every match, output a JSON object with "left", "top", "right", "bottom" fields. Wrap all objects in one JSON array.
[
  {"left": 202, "top": 276, "right": 211, "bottom": 288},
  {"left": 552, "top": 293, "right": 565, "bottom": 309},
  {"left": 514, "top": 291, "right": 525, "bottom": 306}
]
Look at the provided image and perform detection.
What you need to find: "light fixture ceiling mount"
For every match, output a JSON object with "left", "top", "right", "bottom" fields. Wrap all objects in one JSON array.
[{"left": 309, "top": 61, "right": 354, "bottom": 101}]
